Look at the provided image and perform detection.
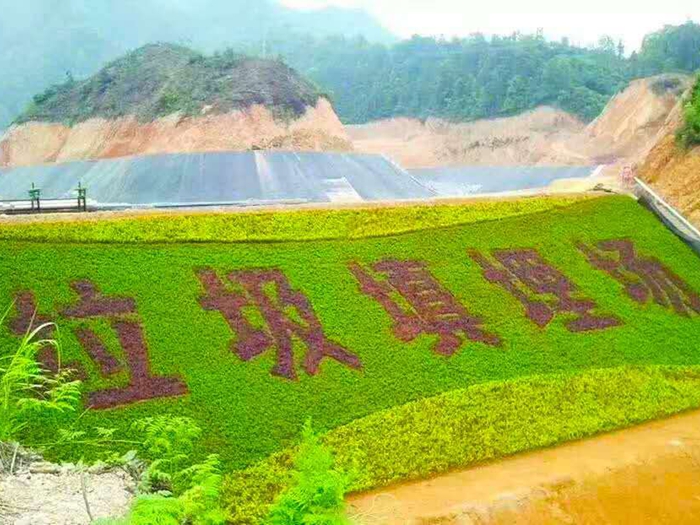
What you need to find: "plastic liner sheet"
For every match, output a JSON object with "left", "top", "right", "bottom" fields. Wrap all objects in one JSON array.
[
  {"left": 0, "top": 151, "right": 433, "bottom": 206},
  {"left": 410, "top": 166, "right": 596, "bottom": 196}
]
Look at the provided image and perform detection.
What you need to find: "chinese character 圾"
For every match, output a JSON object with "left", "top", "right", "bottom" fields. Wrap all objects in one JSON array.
[
  {"left": 11, "top": 281, "right": 188, "bottom": 410},
  {"left": 469, "top": 248, "right": 621, "bottom": 332},
  {"left": 349, "top": 260, "right": 501, "bottom": 355},
  {"left": 196, "top": 268, "right": 362, "bottom": 381},
  {"left": 578, "top": 239, "right": 700, "bottom": 317}
]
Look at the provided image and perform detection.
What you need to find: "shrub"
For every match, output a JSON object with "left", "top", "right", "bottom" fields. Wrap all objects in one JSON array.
[
  {"left": 155, "top": 91, "right": 184, "bottom": 117},
  {"left": 650, "top": 75, "right": 685, "bottom": 96},
  {"left": 677, "top": 75, "right": 700, "bottom": 148}
]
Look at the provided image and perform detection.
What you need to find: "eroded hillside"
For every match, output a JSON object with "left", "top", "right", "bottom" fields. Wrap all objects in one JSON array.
[
  {"left": 347, "top": 107, "right": 586, "bottom": 168},
  {"left": 349, "top": 75, "right": 690, "bottom": 171},
  {"left": 639, "top": 76, "right": 700, "bottom": 226}
]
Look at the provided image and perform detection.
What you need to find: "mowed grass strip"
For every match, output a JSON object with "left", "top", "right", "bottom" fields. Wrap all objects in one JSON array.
[
  {"left": 224, "top": 365, "right": 700, "bottom": 524},
  {"left": 0, "top": 194, "right": 592, "bottom": 244},
  {"left": 0, "top": 195, "right": 699, "bottom": 475}
]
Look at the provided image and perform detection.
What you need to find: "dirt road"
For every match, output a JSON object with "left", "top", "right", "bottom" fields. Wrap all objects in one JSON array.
[{"left": 348, "top": 409, "right": 700, "bottom": 524}]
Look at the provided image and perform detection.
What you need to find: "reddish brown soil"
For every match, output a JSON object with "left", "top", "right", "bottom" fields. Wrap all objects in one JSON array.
[
  {"left": 0, "top": 99, "right": 351, "bottom": 168},
  {"left": 348, "top": 75, "right": 690, "bottom": 171}
]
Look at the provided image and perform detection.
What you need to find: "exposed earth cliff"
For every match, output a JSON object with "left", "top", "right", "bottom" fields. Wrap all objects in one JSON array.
[
  {"left": 639, "top": 79, "right": 700, "bottom": 227},
  {"left": 348, "top": 75, "right": 690, "bottom": 171}
]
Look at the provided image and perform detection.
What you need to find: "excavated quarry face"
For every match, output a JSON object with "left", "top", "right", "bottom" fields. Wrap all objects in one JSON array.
[
  {"left": 348, "top": 75, "right": 690, "bottom": 170},
  {"left": 639, "top": 96, "right": 700, "bottom": 228},
  {"left": 584, "top": 75, "right": 691, "bottom": 159},
  {"left": 347, "top": 107, "right": 586, "bottom": 169},
  {"left": 0, "top": 98, "right": 351, "bottom": 168}
]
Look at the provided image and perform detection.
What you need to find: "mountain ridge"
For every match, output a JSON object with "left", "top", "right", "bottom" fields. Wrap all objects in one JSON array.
[
  {"left": 0, "top": 0, "right": 394, "bottom": 127},
  {"left": 16, "top": 43, "right": 323, "bottom": 125}
]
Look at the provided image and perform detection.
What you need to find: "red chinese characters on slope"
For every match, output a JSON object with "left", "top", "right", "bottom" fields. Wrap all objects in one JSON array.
[
  {"left": 8, "top": 239, "right": 699, "bottom": 408},
  {"left": 196, "top": 268, "right": 362, "bottom": 381},
  {"left": 349, "top": 260, "right": 501, "bottom": 355},
  {"left": 469, "top": 248, "right": 621, "bottom": 332},
  {"left": 61, "top": 281, "right": 188, "bottom": 409},
  {"left": 10, "top": 282, "right": 188, "bottom": 410},
  {"left": 578, "top": 239, "right": 700, "bottom": 317}
]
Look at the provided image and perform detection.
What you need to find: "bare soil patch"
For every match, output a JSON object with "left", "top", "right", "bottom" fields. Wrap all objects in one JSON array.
[
  {"left": 0, "top": 463, "right": 133, "bottom": 525},
  {"left": 0, "top": 99, "right": 350, "bottom": 168},
  {"left": 348, "top": 75, "right": 690, "bottom": 174}
]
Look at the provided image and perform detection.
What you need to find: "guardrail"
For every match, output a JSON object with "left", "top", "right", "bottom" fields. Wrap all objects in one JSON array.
[{"left": 634, "top": 177, "right": 700, "bottom": 255}]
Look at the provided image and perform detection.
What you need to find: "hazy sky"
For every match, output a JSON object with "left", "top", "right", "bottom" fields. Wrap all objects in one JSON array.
[{"left": 281, "top": 0, "right": 700, "bottom": 51}]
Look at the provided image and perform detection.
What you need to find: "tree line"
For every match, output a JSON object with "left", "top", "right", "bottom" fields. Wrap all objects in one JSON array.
[{"left": 251, "top": 22, "right": 700, "bottom": 123}]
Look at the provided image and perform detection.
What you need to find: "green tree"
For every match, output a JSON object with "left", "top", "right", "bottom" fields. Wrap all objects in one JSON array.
[
  {"left": 638, "top": 22, "right": 700, "bottom": 74},
  {"left": 503, "top": 75, "right": 532, "bottom": 114}
]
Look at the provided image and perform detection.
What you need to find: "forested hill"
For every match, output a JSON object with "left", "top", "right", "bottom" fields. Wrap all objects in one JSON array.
[
  {"left": 267, "top": 22, "right": 700, "bottom": 124},
  {"left": 16, "top": 44, "right": 323, "bottom": 125},
  {"left": 0, "top": 0, "right": 393, "bottom": 128}
]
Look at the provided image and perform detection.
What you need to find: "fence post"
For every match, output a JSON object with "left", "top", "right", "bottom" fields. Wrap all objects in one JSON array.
[
  {"left": 77, "top": 182, "right": 87, "bottom": 212},
  {"left": 28, "top": 183, "right": 41, "bottom": 213}
]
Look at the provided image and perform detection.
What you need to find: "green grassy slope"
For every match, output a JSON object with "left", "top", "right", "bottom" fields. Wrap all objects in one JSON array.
[
  {"left": 1, "top": 195, "right": 699, "bottom": 474},
  {"left": 225, "top": 365, "right": 700, "bottom": 523}
]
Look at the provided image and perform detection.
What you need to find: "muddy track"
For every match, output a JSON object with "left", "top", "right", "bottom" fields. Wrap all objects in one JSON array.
[{"left": 348, "top": 409, "right": 700, "bottom": 524}]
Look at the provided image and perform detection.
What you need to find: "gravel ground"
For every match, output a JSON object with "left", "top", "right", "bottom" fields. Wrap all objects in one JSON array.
[{"left": 0, "top": 462, "right": 134, "bottom": 525}]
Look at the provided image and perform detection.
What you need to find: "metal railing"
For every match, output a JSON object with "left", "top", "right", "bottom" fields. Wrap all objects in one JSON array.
[
  {"left": 0, "top": 183, "right": 89, "bottom": 215},
  {"left": 634, "top": 177, "right": 700, "bottom": 255}
]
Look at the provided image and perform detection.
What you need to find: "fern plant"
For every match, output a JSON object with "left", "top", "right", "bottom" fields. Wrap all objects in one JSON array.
[
  {"left": 176, "top": 454, "right": 230, "bottom": 523},
  {"left": 98, "top": 495, "right": 184, "bottom": 525},
  {"left": 132, "top": 416, "right": 202, "bottom": 494},
  {"left": 0, "top": 305, "right": 81, "bottom": 447},
  {"left": 266, "top": 420, "right": 350, "bottom": 525},
  {"left": 99, "top": 417, "right": 230, "bottom": 525}
]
